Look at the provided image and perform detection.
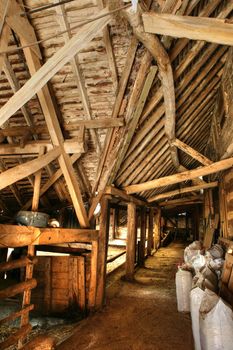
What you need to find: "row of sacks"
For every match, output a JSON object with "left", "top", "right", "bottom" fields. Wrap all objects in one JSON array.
[{"left": 176, "top": 241, "right": 233, "bottom": 350}]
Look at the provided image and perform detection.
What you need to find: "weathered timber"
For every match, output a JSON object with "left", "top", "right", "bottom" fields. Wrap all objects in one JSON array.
[
  {"left": 125, "top": 158, "right": 233, "bottom": 194},
  {"left": 0, "top": 147, "right": 60, "bottom": 191},
  {"left": 148, "top": 182, "right": 218, "bottom": 202},
  {"left": 105, "top": 186, "right": 147, "bottom": 206},
  {"left": 95, "top": 196, "right": 110, "bottom": 309},
  {"left": 139, "top": 207, "right": 147, "bottom": 266},
  {"left": 0, "top": 279, "right": 37, "bottom": 299},
  {"left": 125, "top": 202, "right": 137, "bottom": 280},
  {"left": 0, "top": 140, "right": 85, "bottom": 155},
  {"left": 0, "top": 305, "right": 34, "bottom": 326},
  {"left": 22, "top": 154, "right": 81, "bottom": 210},
  {"left": 172, "top": 138, "right": 212, "bottom": 165},
  {"left": 0, "top": 257, "right": 37, "bottom": 272},
  {"left": 0, "top": 225, "right": 99, "bottom": 248},
  {"left": 147, "top": 208, "right": 154, "bottom": 256},
  {"left": 142, "top": 13, "right": 233, "bottom": 46}
]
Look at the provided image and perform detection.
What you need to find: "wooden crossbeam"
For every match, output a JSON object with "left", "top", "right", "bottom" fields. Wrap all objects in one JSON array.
[
  {"left": 0, "top": 225, "right": 99, "bottom": 248},
  {"left": 125, "top": 157, "right": 233, "bottom": 194},
  {"left": 172, "top": 138, "right": 213, "bottom": 165},
  {"left": 159, "top": 196, "right": 203, "bottom": 207},
  {"left": 0, "top": 118, "right": 125, "bottom": 138},
  {"left": 0, "top": 147, "right": 60, "bottom": 191},
  {"left": 148, "top": 181, "right": 218, "bottom": 202},
  {"left": 0, "top": 139, "right": 85, "bottom": 156},
  {"left": 105, "top": 186, "right": 147, "bottom": 206},
  {"left": 142, "top": 13, "right": 233, "bottom": 46}
]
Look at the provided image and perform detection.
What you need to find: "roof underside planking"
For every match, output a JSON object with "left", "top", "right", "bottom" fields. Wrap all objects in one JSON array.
[{"left": 0, "top": 0, "right": 232, "bottom": 220}]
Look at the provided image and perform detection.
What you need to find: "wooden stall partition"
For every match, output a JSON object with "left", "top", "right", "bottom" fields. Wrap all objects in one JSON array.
[
  {"left": 219, "top": 170, "right": 233, "bottom": 239},
  {"left": 32, "top": 254, "right": 88, "bottom": 315}
]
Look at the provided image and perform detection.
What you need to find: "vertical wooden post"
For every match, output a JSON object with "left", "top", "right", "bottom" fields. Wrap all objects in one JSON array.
[
  {"left": 95, "top": 196, "right": 110, "bottom": 309},
  {"left": 154, "top": 207, "right": 161, "bottom": 250},
  {"left": 147, "top": 207, "right": 154, "bottom": 256},
  {"left": 109, "top": 207, "right": 116, "bottom": 241},
  {"left": 88, "top": 240, "right": 98, "bottom": 310},
  {"left": 125, "top": 202, "right": 137, "bottom": 280},
  {"left": 138, "top": 207, "right": 146, "bottom": 267},
  {"left": 0, "top": 248, "right": 8, "bottom": 280}
]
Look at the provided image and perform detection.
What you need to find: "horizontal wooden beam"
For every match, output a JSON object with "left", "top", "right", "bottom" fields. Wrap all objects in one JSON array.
[
  {"left": 0, "top": 8, "right": 111, "bottom": 127},
  {"left": 0, "top": 147, "right": 61, "bottom": 191},
  {"left": 0, "top": 139, "right": 85, "bottom": 155},
  {"left": 105, "top": 186, "right": 147, "bottom": 206},
  {"left": 0, "top": 225, "right": 99, "bottom": 248},
  {"left": 125, "top": 157, "right": 233, "bottom": 194},
  {"left": 159, "top": 195, "right": 203, "bottom": 207},
  {"left": 0, "top": 119, "right": 125, "bottom": 138},
  {"left": 142, "top": 13, "right": 233, "bottom": 46},
  {"left": 172, "top": 138, "right": 212, "bottom": 166},
  {"left": 148, "top": 181, "right": 218, "bottom": 202}
]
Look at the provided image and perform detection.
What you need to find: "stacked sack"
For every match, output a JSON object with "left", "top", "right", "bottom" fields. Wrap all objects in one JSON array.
[{"left": 175, "top": 241, "right": 233, "bottom": 350}]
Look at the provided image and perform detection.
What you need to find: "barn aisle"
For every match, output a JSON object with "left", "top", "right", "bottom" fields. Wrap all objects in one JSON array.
[{"left": 57, "top": 243, "right": 194, "bottom": 350}]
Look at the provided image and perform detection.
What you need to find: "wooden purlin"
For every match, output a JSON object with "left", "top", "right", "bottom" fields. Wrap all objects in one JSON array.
[
  {"left": 125, "top": 157, "right": 233, "bottom": 194},
  {"left": 148, "top": 182, "right": 218, "bottom": 203}
]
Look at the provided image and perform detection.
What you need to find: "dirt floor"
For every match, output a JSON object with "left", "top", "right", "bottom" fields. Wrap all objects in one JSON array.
[{"left": 57, "top": 242, "right": 194, "bottom": 350}]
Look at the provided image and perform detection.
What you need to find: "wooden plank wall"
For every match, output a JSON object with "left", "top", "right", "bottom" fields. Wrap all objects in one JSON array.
[
  {"left": 219, "top": 169, "right": 233, "bottom": 239},
  {"left": 32, "top": 255, "right": 88, "bottom": 315}
]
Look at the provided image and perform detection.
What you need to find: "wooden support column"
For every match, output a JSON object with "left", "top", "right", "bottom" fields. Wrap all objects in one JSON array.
[
  {"left": 154, "top": 207, "right": 161, "bottom": 250},
  {"left": 147, "top": 208, "right": 154, "bottom": 256},
  {"left": 138, "top": 207, "right": 146, "bottom": 267},
  {"left": 125, "top": 203, "right": 137, "bottom": 281},
  {"left": 95, "top": 196, "right": 110, "bottom": 309}
]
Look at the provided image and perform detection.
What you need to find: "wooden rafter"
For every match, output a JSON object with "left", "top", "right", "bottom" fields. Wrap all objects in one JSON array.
[
  {"left": 125, "top": 157, "right": 233, "bottom": 194},
  {"left": 142, "top": 13, "right": 233, "bottom": 46},
  {"left": 54, "top": 1, "right": 102, "bottom": 154},
  {"left": 0, "top": 147, "right": 60, "bottom": 191},
  {"left": 97, "top": 0, "right": 118, "bottom": 93}
]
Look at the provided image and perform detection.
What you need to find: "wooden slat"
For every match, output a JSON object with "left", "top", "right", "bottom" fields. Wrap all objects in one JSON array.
[
  {"left": 0, "top": 147, "right": 60, "bottom": 191},
  {"left": 32, "top": 147, "right": 44, "bottom": 211},
  {"left": 0, "top": 305, "right": 34, "bottom": 326},
  {"left": 142, "top": 13, "right": 233, "bottom": 46},
  {"left": 125, "top": 157, "right": 233, "bottom": 194}
]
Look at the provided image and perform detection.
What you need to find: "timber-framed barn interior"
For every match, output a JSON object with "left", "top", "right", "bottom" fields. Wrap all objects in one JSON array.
[{"left": 1, "top": 0, "right": 233, "bottom": 349}]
